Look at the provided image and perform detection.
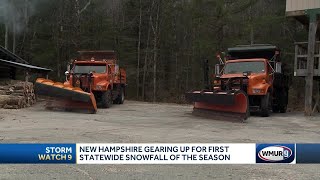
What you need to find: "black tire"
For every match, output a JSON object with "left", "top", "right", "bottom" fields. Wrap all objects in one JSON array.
[
  {"left": 279, "top": 105, "right": 287, "bottom": 113},
  {"left": 89, "top": 109, "right": 97, "bottom": 114},
  {"left": 65, "top": 108, "right": 73, "bottom": 112},
  {"left": 272, "top": 106, "right": 280, "bottom": 113},
  {"left": 114, "top": 87, "right": 125, "bottom": 104},
  {"left": 45, "top": 106, "right": 54, "bottom": 110},
  {"left": 261, "top": 93, "right": 270, "bottom": 117},
  {"left": 272, "top": 88, "right": 288, "bottom": 114},
  {"left": 279, "top": 91, "right": 288, "bottom": 113},
  {"left": 101, "top": 90, "right": 112, "bottom": 108}
]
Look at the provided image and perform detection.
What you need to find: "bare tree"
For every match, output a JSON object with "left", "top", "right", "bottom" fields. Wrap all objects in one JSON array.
[
  {"left": 142, "top": 11, "right": 152, "bottom": 101},
  {"left": 136, "top": 0, "right": 142, "bottom": 99},
  {"left": 152, "top": 1, "right": 160, "bottom": 102}
]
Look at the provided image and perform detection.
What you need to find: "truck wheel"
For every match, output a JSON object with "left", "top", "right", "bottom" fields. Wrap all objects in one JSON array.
[
  {"left": 272, "top": 106, "right": 279, "bottom": 113},
  {"left": 89, "top": 109, "right": 97, "bottom": 114},
  {"left": 114, "top": 88, "right": 125, "bottom": 104},
  {"left": 261, "top": 93, "right": 270, "bottom": 117},
  {"left": 279, "top": 91, "right": 288, "bottom": 113},
  {"left": 279, "top": 105, "right": 287, "bottom": 113},
  {"left": 101, "top": 90, "right": 112, "bottom": 108}
]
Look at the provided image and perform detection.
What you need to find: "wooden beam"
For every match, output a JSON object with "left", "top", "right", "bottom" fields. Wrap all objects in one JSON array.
[
  {"left": 305, "top": 10, "right": 318, "bottom": 116},
  {"left": 286, "top": 10, "right": 305, "bottom": 17},
  {"left": 25, "top": 71, "right": 30, "bottom": 82},
  {"left": 294, "top": 44, "right": 298, "bottom": 76},
  {"left": 313, "top": 81, "right": 320, "bottom": 114},
  {"left": 294, "top": 41, "right": 320, "bottom": 45}
]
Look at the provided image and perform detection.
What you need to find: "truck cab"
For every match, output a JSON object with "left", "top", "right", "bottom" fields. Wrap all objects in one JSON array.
[
  {"left": 214, "top": 45, "right": 289, "bottom": 116},
  {"left": 220, "top": 59, "right": 272, "bottom": 95},
  {"left": 64, "top": 51, "right": 126, "bottom": 108}
]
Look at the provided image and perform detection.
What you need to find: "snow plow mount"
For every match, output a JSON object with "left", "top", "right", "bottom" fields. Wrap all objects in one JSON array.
[
  {"left": 34, "top": 78, "right": 97, "bottom": 114},
  {"left": 185, "top": 90, "right": 249, "bottom": 122}
]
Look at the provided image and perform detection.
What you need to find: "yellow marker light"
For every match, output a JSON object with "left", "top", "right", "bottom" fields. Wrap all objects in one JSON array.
[{"left": 262, "top": 79, "right": 266, "bottom": 84}]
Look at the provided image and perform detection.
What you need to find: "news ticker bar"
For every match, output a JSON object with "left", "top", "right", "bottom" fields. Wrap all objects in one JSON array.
[{"left": 0, "top": 143, "right": 319, "bottom": 164}]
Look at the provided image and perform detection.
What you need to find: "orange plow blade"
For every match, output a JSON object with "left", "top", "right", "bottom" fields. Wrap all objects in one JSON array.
[
  {"left": 34, "top": 78, "right": 97, "bottom": 114},
  {"left": 185, "top": 90, "right": 249, "bottom": 122}
]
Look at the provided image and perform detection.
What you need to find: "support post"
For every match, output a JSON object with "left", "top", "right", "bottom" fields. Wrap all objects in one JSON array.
[
  {"left": 25, "top": 71, "right": 30, "bottom": 82},
  {"left": 5, "top": 24, "right": 8, "bottom": 50},
  {"left": 313, "top": 81, "right": 320, "bottom": 113},
  {"left": 294, "top": 44, "right": 298, "bottom": 76},
  {"left": 305, "top": 10, "right": 319, "bottom": 116}
]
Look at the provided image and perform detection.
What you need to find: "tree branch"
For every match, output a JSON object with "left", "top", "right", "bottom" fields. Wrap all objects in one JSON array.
[{"left": 79, "top": 0, "right": 91, "bottom": 14}]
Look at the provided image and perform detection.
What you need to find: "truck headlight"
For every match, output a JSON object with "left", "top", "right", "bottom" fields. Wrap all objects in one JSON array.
[
  {"left": 253, "top": 89, "right": 263, "bottom": 94},
  {"left": 96, "top": 85, "right": 103, "bottom": 90}
]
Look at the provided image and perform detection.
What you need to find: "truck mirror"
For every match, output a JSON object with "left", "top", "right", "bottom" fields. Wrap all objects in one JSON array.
[
  {"left": 65, "top": 71, "right": 70, "bottom": 81},
  {"left": 275, "top": 62, "right": 282, "bottom": 73},
  {"left": 67, "top": 64, "right": 71, "bottom": 72},
  {"left": 215, "top": 64, "right": 221, "bottom": 76},
  {"left": 65, "top": 71, "right": 70, "bottom": 76}
]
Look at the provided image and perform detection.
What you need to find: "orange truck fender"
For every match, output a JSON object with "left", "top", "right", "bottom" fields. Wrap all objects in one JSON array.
[
  {"left": 95, "top": 81, "right": 111, "bottom": 91},
  {"left": 247, "top": 74, "right": 271, "bottom": 95}
]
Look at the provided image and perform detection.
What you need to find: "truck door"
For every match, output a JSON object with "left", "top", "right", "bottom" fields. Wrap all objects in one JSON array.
[{"left": 107, "top": 65, "right": 114, "bottom": 85}]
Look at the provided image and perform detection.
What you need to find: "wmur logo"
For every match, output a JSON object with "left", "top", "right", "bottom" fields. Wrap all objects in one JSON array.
[{"left": 256, "top": 144, "right": 295, "bottom": 163}]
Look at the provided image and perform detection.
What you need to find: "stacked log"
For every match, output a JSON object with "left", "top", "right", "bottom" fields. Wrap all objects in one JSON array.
[{"left": 0, "top": 80, "right": 36, "bottom": 109}]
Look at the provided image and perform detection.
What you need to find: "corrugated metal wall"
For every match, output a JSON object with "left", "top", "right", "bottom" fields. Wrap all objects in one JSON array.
[{"left": 286, "top": 0, "right": 320, "bottom": 12}]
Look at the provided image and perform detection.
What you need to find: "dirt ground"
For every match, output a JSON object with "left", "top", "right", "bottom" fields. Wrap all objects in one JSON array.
[{"left": 0, "top": 101, "right": 319, "bottom": 180}]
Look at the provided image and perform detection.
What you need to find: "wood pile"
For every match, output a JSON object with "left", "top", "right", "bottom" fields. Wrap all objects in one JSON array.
[{"left": 0, "top": 80, "right": 36, "bottom": 109}]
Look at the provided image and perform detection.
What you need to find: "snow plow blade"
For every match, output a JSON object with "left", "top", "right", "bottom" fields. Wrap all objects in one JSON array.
[
  {"left": 185, "top": 90, "right": 249, "bottom": 122},
  {"left": 34, "top": 78, "right": 97, "bottom": 114}
]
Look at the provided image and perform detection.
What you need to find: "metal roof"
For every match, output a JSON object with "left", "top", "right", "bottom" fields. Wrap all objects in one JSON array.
[
  {"left": 0, "top": 46, "right": 29, "bottom": 64},
  {"left": 228, "top": 45, "right": 278, "bottom": 53},
  {"left": 227, "top": 45, "right": 280, "bottom": 61},
  {"left": 0, "top": 46, "right": 52, "bottom": 73},
  {"left": 0, "top": 59, "right": 52, "bottom": 73}
]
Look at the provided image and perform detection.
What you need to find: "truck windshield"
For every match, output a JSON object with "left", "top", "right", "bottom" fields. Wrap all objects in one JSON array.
[
  {"left": 224, "top": 61, "right": 265, "bottom": 74},
  {"left": 73, "top": 64, "right": 106, "bottom": 74}
]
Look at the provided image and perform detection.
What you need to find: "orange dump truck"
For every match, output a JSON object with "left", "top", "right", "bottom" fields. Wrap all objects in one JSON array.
[
  {"left": 186, "top": 45, "right": 289, "bottom": 121},
  {"left": 35, "top": 51, "right": 127, "bottom": 113}
]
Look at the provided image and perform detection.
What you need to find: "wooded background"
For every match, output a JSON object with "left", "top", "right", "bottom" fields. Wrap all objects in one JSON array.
[{"left": 0, "top": 0, "right": 309, "bottom": 108}]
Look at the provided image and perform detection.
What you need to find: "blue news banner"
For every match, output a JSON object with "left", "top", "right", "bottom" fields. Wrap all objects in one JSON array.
[
  {"left": 0, "top": 144, "right": 76, "bottom": 164},
  {"left": 0, "top": 144, "right": 319, "bottom": 164}
]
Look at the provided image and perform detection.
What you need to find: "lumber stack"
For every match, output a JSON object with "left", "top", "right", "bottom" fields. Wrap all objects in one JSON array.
[{"left": 0, "top": 80, "right": 36, "bottom": 109}]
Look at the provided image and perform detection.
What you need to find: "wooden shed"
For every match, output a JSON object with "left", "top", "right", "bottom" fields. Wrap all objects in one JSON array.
[
  {"left": 286, "top": 0, "right": 320, "bottom": 115},
  {"left": 0, "top": 46, "right": 51, "bottom": 80},
  {"left": 286, "top": 0, "right": 320, "bottom": 26},
  {"left": 286, "top": 0, "right": 320, "bottom": 12}
]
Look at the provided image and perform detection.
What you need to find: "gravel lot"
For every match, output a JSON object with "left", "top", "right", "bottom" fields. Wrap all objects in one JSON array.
[{"left": 0, "top": 101, "right": 319, "bottom": 180}]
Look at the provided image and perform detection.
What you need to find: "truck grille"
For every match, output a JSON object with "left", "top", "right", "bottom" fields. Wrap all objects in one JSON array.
[
  {"left": 221, "top": 78, "right": 249, "bottom": 92},
  {"left": 72, "top": 75, "right": 91, "bottom": 91}
]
